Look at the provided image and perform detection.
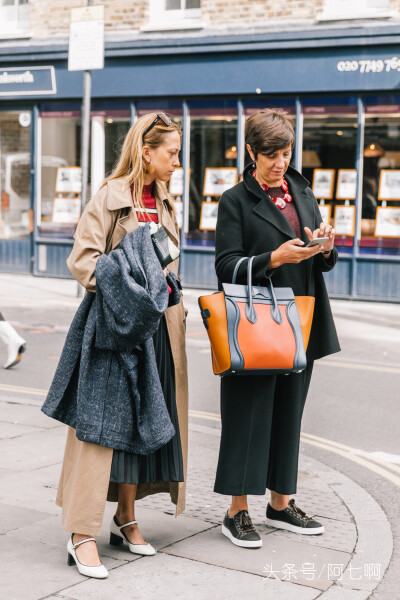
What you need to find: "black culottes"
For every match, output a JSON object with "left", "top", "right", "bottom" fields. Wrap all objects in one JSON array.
[{"left": 214, "top": 362, "right": 314, "bottom": 496}]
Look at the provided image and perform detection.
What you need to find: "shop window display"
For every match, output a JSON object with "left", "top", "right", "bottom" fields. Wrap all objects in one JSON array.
[
  {"left": 302, "top": 99, "right": 358, "bottom": 251},
  {"left": 0, "top": 111, "right": 31, "bottom": 239},
  {"left": 362, "top": 101, "right": 400, "bottom": 254},
  {"left": 187, "top": 101, "right": 237, "bottom": 246},
  {"left": 38, "top": 112, "right": 81, "bottom": 238}
]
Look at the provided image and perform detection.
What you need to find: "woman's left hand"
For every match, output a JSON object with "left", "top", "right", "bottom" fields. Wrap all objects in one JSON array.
[{"left": 304, "top": 223, "right": 335, "bottom": 253}]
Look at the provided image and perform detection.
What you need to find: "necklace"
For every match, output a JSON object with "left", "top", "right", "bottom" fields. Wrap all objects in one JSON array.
[{"left": 251, "top": 169, "right": 293, "bottom": 210}]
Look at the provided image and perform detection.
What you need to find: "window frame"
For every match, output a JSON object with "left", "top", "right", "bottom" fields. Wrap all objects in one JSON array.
[
  {"left": 144, "top": 0, "right": 203, "bottom": 32},
  {"left": 317, "top": 0, "right": 393, "bottom": 21},
  {"left": 0, "top": 0, "right": 31, "bottom": 38}
]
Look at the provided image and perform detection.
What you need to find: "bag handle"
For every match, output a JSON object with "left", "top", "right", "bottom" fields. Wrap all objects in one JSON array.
[
  {"left": 232, "top": 256, "right": 248, "bottom": 284},
  {"left": 266, "top": 277, "right": 283, "bottom": 324},
  {"left": 232, "top": 256, "right": 282, "bottom": 325}
]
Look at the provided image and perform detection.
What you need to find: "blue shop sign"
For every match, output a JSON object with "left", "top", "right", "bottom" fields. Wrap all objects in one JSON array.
[{"left": 0, "top": 66, "right": 56, "bottom": 96}]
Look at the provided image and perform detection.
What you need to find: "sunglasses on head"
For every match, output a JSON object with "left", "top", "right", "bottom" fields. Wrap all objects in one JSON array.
[{"left": 142, "top": 113, "right": 172, "bottom": 141}]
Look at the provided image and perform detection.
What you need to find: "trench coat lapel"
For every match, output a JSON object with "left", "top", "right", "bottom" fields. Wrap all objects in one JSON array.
[
  {"left": 154, "top": 182, "right": 180, "bottom": 247},
  {"left": 106, "top": 177, "right": 139, "bottom": 250},
  {"left": 106, "top": 177, "right": 179, "bottom": 249}
]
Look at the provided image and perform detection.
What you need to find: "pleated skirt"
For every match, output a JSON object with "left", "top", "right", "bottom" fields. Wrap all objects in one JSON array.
[{"left": 109, "top": 315, "right": 184, "bottom": 485}]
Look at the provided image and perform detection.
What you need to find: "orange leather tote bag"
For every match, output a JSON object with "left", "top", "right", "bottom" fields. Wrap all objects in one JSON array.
[{"left": 198, "top": 257, "right": 315, "bottom": 376}]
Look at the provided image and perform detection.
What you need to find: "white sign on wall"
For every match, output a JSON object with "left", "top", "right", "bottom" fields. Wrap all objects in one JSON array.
[{"left": 68, "top": 5, "right": 105, "bottom": 72}]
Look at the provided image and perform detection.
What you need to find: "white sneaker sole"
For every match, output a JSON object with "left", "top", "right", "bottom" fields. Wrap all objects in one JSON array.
[
  {"left": 221, "top": 524, "right": 262, "bottom": 548},
  {"left": 265, "top": 517, "right": 324, "bottom": 535}
]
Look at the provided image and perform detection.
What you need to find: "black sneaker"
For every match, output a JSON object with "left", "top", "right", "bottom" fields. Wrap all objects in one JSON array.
[
  {"left": 222, "top": 510, "right": 262, "bottom": 548},
  {"left": 266, "top": 499, "right": 324, "bottom": 535}
]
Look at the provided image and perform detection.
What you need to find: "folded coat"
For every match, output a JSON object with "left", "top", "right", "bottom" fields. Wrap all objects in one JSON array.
[{"left": 42, "top": 225, "right": 182, "bottom": 454}]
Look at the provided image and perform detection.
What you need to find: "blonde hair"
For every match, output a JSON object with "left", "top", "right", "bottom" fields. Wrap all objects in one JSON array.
[{"left": 103, "top": 112, "right": 182, "bottom": 212}]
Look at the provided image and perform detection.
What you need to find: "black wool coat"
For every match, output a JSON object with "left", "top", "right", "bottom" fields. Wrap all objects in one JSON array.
[{"left": 215, "top": 163, "right": 341, "bottom": 362}]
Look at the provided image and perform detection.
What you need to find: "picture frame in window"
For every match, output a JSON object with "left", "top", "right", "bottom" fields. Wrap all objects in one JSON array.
[
  {"left": 199, "top": 201, "right": 219, "bottom": 231},
  {"left": 169, "top": 167, "right": 191, "bottom": 197},
  {"left": 55, "top": 167, "right": 83, "bottom": 194},
  {"left": 378, "top": 169, "right": 400, "bottom": 201},
  {"left": 334, "top": 204, "right": 356, "bottom": 236},
  {"left": 172, "top": 199, "right": 183, "bottom": 229},
  {"left": 318, "top": 204, "right": 332, "bottom": 224},
  {"left": 336, "top": 169, "right": 357, "bottom": 200},
  {"left": 52, "top": 197, "right": 81, "bottom": 224},
  {"left": 203, "top": 167, "right": 238, "bottom": 197},
  {"left": 374, "top": 207, "right": 400, "bottom": 238},
  {"left": 312, "top": 169, "right": 335, "bottom": 200}
]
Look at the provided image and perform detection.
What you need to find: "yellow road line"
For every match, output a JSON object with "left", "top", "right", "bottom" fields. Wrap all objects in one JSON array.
[
  {"left": 301, "top": 432, "right": 400, "bottom": 475},
  {"left": 0, "top": 384, "right": 47, "bottom": 396},
  {"left": 318, "top": 359, "right": 400, "bottom": 375},
  {"left": 189, "top": 409, "right": 221, "bottom": 422},
  {"left": 300, "top": 436, "right": 400, "bottom": 488}
]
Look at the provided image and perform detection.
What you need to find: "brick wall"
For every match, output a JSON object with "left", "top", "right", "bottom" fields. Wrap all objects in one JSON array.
[
  {"left": 27, "top": 0, "right": 400, "bottom": 39},
  {"left": 201, "top": 0, "right": 324, "bottom": 26},
  {"left": 29, "top": 0, "right": 148, "bottom": 38}
]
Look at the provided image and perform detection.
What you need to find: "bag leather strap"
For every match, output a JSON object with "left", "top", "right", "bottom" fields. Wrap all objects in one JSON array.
[
  {"left": 245, "top": 257, "right": 257, "bottom": 323},
  {"left": 232, "top": 256, "right": 248, "bottom": 284},
  {"left": 266, "top": 277, "right": 283, "bottom": 324}
]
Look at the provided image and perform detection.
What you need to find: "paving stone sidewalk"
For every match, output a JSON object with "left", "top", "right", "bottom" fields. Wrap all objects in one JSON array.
[{"left": 0, "top": 397, "right": 392, "bottom": 600}]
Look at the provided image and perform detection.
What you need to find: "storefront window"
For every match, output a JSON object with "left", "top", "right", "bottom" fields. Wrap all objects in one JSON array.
[
  {"left": 91, "top": 109, "right": 131, "bottom": 194},
  {"left": 38, "top": 111, "right": 81, "bottom": 238},
  {"left": 361, "top": 99, "right": 400, "bottom": 254},
  {"left": 185, "top": 101, "right": 237, "bottom": 247},
  {"left": 302, "top": 98, "right": 358, "bottom": 251},
  {"left": 0, "top": 110, "right": 31, "bottom": 239}
]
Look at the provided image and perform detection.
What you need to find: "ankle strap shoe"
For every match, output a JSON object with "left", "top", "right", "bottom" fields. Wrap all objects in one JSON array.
[
  {"left": 109, "top": 516, "right": 156, "bottom": 556},
  {"left": 67, "top": 535, "right": 108, "bottom": 578}
]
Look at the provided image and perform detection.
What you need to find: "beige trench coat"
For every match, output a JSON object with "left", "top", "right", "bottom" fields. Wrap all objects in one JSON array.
[{"left": 56, "top": 177, "right": 188, "bottom": 536}]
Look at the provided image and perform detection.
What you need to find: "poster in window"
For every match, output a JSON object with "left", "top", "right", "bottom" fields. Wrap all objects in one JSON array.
[
  {"left": 336, "top": 169, "right": 357, "bottom": 200},
  {"left": 55, "top": 167, "right": 83, "bottom": 194},
  {"left": 173, "top": 200, "right": 183, "bottom": 229},
  {"left": 378, "top": 169, "right": 400, "bottom": 201},
  {"left": 318, "top": 204, "right": 332, "bottom": 224},
  {"left": 199, "top": 201, "right": 219, "bottom": 231},
  {"left": 334, "top": 204, "right": 356, "bottom": 236},
  {"left": 312, "top": 169, "right": 335, "bottom": 200},
  {"left": 203, "top": 168, "right": 238, "bottom": 197},
  {"left": 169, "top": 167, "right": 191, "bottom": 197},
  {"left": 374, "top": 207, "right": 400, "bottom": 238},
  {"left": 52, "top": 197, "right": 81, "bottom": 224}
]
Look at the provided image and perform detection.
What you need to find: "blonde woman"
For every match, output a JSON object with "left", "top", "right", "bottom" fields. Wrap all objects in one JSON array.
[{"left": 42, "top": 113, "right": 188, "bottom": 578}]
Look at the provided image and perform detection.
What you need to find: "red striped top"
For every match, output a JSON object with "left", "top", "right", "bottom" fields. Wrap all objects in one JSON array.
[{"left": 134, "top": 183, "right": 159, "bottom": 223}]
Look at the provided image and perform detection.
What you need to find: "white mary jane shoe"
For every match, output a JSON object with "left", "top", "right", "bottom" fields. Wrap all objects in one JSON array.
[
  {"left": 67, "top": 535, "right": 108, "bottom": 579},
  {"left": 109, "top": 516, "right": 156, "bottom": 556}
]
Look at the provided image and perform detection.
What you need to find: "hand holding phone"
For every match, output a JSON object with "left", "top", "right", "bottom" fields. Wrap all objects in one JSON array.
[{"left": 306, "top": 237, "right": 329, "bottom": 248}]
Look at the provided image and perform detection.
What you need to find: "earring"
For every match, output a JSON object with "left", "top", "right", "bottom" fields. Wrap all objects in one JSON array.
[{"left": 145, "top": 162, "right": 155, "bottom": 175}]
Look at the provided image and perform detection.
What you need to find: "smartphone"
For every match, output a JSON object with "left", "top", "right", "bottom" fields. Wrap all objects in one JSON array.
[{"left": 306, "top": 237, "right": 329, "bottom": 248}]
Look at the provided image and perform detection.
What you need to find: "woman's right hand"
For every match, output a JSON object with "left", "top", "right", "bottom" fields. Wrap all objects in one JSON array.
[{"left": 269, "top": 238, "right": 323, "bottom": 269}]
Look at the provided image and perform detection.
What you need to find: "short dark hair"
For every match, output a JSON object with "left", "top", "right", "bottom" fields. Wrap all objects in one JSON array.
[{"left": 245, "top": 109, "right": 295, "bottom": 158}]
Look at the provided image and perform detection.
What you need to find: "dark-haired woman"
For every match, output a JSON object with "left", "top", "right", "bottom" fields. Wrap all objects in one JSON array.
[
  {"left": 42, "top": 113, "right": 188, "bottom": 577},
  {"left": 214, "top": 109, "right": 340, "bottom": 548}
]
